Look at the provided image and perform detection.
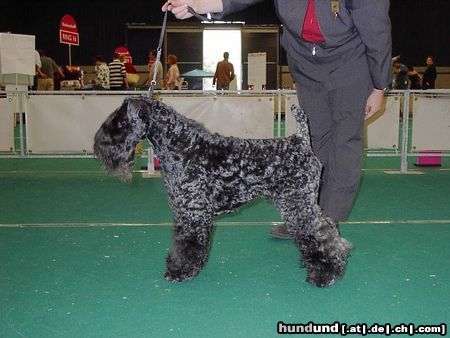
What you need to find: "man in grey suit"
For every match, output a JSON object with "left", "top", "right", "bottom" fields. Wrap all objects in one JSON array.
[{"left": 163, "top": 0, "right": 392, "bottom": 237}]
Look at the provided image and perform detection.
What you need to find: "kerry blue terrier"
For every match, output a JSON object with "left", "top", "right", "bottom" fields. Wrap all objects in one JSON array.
[{"left": 94, "top": 96, "right": 351, "bottom": 287}]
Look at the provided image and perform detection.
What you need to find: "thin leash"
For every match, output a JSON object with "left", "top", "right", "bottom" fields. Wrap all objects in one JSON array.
[
  {"left": 147, "top": 7, "right": 212, "bottom": 98},
  {"left": 187, "top": 6, "right": 211, "bottom": 21},
  {"left": 148, "top": 9, "right": 168, "bottom": 98}
]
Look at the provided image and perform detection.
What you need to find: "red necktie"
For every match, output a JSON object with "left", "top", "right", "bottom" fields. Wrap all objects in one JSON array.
[{"left": 301, "top": 0, "right": 325, "bottom": 43}]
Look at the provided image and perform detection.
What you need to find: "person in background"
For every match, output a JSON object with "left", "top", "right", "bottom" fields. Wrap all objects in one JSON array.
[
  {"left": 146, "top": 50, "right": 164, "bottom": 89},
  {"left": 213, "top": 52, "right": 235, "bottom": 90},
  {"left": 407, "top": 65, "right": 422, "bottom": 90},
  {"left": 165, "top": 54, "right": 181, "bottom": 90},
  {"left": 394, "top": 64, "right": 409, "bottom": 90},
  {"left": 422, "top": 56, "right": 437, "bottom": 90},
  {"left": 33, "top": 50, "right": 45, "bottom": 90},
  {"left": 36, "top": 49, "right": 64, "bottom": 91},
  {"left": 163, "top": 0, "right": 392, "bottom": 239},
  {"left": 108, "top": 52, "right": 128, "bottom": 90},
  {"left": 120, "top": 54, "right": 140, "bottom": 89},
  {"left": 93, "top": 55, "right": 110, "bottom": 89}
]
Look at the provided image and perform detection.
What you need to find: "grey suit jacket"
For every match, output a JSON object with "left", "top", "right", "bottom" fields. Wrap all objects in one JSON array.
[{"left": 218, "top": 0, "right": 392, "bottom": 91}]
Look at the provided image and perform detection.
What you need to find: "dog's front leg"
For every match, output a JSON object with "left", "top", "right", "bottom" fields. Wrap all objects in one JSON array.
[{"left": 164, "top": 213, "right": 213, "bottom": 282}]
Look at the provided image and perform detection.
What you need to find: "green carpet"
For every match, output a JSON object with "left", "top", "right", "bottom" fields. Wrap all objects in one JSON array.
[
  {"left": 0, "top": 157, "right": 449, "bottom": 337},
  {"left": 1, "top": 224, "right": 449, "bottom": 337},
  {"left": 1, "top": 158, "right": 449, "bottom": 225}
]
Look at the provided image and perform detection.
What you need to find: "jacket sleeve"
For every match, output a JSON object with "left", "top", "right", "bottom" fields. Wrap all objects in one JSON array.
[
  {"left": 349, "top": 0, "right": 392, "bottom": 89},
  {"left": 212, "top": 0, "right": 264, "bottom": 18}
]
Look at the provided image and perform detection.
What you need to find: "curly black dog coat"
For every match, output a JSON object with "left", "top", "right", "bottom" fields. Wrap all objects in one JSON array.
[{"left": 94, "top": 96, "right": 351, "bottom": 287}]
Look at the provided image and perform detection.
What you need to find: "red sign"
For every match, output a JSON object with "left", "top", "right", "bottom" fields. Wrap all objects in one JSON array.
[{"left": 59, "top": 14, "right": 79, "bottom": 46}]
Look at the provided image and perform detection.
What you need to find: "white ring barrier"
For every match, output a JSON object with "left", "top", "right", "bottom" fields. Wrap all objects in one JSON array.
[
  {"left": 0, "top": 89, "right": 448, "bottom": 173},
  {"left": 0, "top": 96, "right": 14, "bottom": 152}
]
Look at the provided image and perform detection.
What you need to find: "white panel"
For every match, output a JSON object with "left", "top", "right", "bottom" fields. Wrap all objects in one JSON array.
[
  {"left": 26, "top": 95, "right": 125, "bottom": 153},
  {"left": 365, "top": 96, "right": 400, "bottom": 149},
  {"left": 25, "top": 94, "right": 274, "bottom": 153},
  {"left": 160, "top": 96, "right": 274, "bottom": 139},
  {"left": 412, "top": 96, "right": 450, "bottom": 151},
  {"left": 0, "top": 33, "right": 35, "bottom": 75},
  {"left": 285, "top": 94, "right": 400, "bottom": 149},
  {"left": 248, "top": 52, "right": 266, "bottom": 90},
  {"left": 0, "top": 97, "right": 15, "bottom": 151}
]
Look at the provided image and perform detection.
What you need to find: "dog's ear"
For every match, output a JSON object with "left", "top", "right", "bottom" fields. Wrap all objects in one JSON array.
[
  {"left": 125, "top": 98, "right": 149, "bottom": 138},
  {"left": 126, "top": 98, "right": 145, "bottom": 120}
]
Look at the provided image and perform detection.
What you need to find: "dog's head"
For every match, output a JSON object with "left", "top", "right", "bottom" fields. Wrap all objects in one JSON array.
[{"left": 94, "top": 97, "right": 149, "bottom": 181}]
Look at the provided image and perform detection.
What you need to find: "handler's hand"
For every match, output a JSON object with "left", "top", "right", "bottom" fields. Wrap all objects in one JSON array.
[
  {"left": 162, "top": 1, "right": 194, "bottom": 19},
  {"left": 162, "top": 0, "right": 223, "bottom": 19},
  {"left": 365, "top": 88, "right": 385, "bottom": 120}
]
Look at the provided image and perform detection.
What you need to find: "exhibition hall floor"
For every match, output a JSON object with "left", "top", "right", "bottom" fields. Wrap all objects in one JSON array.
[{"left": 1, "top": 157, "right": 449, "bottom": 337}]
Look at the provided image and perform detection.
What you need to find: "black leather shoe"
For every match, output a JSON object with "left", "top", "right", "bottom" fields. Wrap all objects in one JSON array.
[{"left": 269, "top": 223, "right": 291, "bottom": 239}]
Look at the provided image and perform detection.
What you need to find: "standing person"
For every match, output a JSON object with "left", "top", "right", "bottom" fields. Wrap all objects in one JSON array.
[
  {"left": 393, "top": 64, "right": 409, "bottom": 90},
  {"left": 36, "top": 49, "right": 64, "bottom": 91},
  {"left": 146, "top": 50, "right": 164, "bottom": 89},
  {"left": 93, "top": 55, "right": 110, "bottom": 89},
  {"left": 33, "top": 50, "right": 46, "bottom": 90},
  {"left": 163, "top": 0, "right": 392, "bottom": 238},
  {"left": 108, "top": 52, "right": 128, "bottom": 90},
  {"left": 213, "top": 52, "right": 235, "bottom": 90},
  {"left": 165, "top": 54, "right": 181, "bottom": 90},
  {"left": 407, "top": 65, "right": 422, "bottom": 90},
  {"left": 422, "top": 56, "right": 437, "bottom": 90}
]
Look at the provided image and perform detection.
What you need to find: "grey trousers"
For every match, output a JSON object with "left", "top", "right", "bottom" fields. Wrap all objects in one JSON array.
[{"left": 296, "top": 80, "right": 372, "bottom": 221}]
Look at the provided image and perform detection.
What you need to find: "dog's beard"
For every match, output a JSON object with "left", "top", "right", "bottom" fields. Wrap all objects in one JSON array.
[
  {"left": 93, "top": 99, "right": 147, "bottom": 181},
  {"left": 94, "top": 127, "right": 136, "bottom": 182}
]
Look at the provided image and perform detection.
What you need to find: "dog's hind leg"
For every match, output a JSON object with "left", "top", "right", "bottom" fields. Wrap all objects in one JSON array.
[
  {"left": 272, "top": 190, "right": 351, "bottom": 287},
  {"left": 164, "top": 212, "right": 213, "bottom": 282},
  {"left": 297, "top": 214, "right": 351, "bottom": 288}
]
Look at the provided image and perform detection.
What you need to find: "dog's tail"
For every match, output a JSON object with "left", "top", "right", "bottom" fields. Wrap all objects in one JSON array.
[{"left": 290, "top": 105, "right": 312, "bottom": 148}]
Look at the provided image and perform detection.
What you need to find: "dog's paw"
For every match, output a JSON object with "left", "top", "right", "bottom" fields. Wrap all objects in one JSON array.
[
  {"left": 163, "top": 268, "right": 198, "bottom": 282},
  {"left": 303, "top": 245, "right": 350, "bottom": 287},
  {"left": 306, "top": 262, "right": 341, "bottom": 287},
  {"left": 164, "top": 247, "right": 208, "bottom": 282}
]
